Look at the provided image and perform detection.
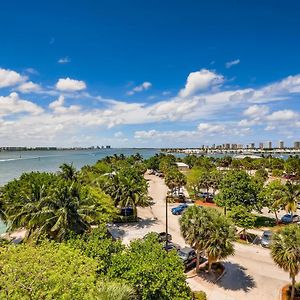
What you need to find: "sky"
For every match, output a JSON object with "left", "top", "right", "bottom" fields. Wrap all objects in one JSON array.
[{"left": 0, "top": 0, "right": 300, "bottom": 148}]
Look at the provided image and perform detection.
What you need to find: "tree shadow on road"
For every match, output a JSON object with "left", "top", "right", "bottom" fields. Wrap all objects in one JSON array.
[
  {"left": 108, "top": 218, "right": 159, "bottom": 240},
  {"left": 217, "top": 262, "right": 256, "bottom": 292}
]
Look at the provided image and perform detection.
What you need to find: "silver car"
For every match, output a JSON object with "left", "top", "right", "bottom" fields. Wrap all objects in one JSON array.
[{"left": 261, "top": 230, "right": 272, "bottom": 248}]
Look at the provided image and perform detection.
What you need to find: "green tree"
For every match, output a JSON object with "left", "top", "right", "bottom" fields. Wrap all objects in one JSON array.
[
  {"left": 215, "top": 170, "right": 262, "bottom": 215},
  {"left": 180, "top": 206, "right": 235, "bottom": 272},
  {"left": 1, "top": 173, "right": 116, "bottom": 241},
  {"left": 104, "top": 167, "right": 149, "bottom": 218},
  {"left": 205, "top": 210, "right": 235, "bottom": 271},
  {"left": 108, "top": 235, "right": 191, "bottom": 300},
  {"left": 66, "top": 226, "right": 124, "bottom": 273},
  {"left": 271, "top": 225, "right": 300, "bottom": 300},
  {"left": 180, "top": 206, "right": 212, "bottom": 272},
  {"left": 228, "top": 205, "right": 256, "bottom": 239},
  {"left": 254, "top": 168, "right": 269, "bottom": 182},
  {"left": 259, "top": 180, "right": 286, "bottom": 223},
  {"left": 283, "top": 181, "right": 300, "bottom": 214},
  {"left": 59, "top": 163, "right": 78, "bottom": 181},
  {"left": 186, "top": 168, "right": 203, "bottom": 197},
  {"left": 0, "top": 241, "right": 135, "bottom": 300}
]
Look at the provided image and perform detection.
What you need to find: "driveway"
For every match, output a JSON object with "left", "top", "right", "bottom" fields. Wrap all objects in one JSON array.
[{"left": 108, "top": 174, "right": 298, "bottom": 300}]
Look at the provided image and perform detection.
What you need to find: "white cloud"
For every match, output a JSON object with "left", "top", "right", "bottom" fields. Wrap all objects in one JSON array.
[
  {"left": 56, "top": 78, "right": 86, "bottom": 92},
  {"left": 225, "top": 59, "right": 240, "bottom": 69},
  {"left": 127, "top": 81, "right": 152, "bottom": 95},
  {"left": 0, "top": 92, "right": 43, "bottom": 116},
  {"left": 25, "top": 68, "right": 39, "bottom": 75},
  {"left": 17, "top": 81, "right": 41, "bottom": 93},
  {"left": 266, "top": 109, "right": 298, "bottom": 122},
  {"left": 0, "top": 68, "right": 26, "bottom": 88},
  {"left": 58, "top": 57, "right": 71, "bottom": 64},
  {"left": 243, "top": 104, "right": 270, "bottom": 118},
  {"left": 114, "top": 131, "right": 123, "bottom": 138},
  {"left": 179, "top": 69, "right": 224, "bottom": 98},
  {"left": 197, "top": 123, "right": 226, "bottom": 134},
  {"left": 49, "top": 95, "right": 80, "bottom": 114}
]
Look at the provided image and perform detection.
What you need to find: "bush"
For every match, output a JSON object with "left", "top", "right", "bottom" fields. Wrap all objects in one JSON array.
[
  {"left": 193, "top": 291, "right": 207, "bottom": 300},
  {"left": 286, "top": 282, "right": 300, "bottom": 300},
  {"left": 272, "top": 169, "right": 284, "bottom": 177}
]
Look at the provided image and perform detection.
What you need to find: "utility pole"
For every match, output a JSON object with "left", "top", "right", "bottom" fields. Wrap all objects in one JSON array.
[{"left": 165, "top": 194, "right": 168, "bottom": 250}]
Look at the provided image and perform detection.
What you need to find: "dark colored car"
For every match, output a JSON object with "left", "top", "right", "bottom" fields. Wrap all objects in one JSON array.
[
  {"left": 178, "top": 247, "right": 197, "bottom": 271},
  {"left": 261, "top": 230, "right": 272, "bottom": 248},
  {"left": 171, "top": 204, "right": 188, "bottom": 215},
  {"left": 164, "top": 242, "right": 181, "bottom": 252},
  {"left": 120, "top": 207, "right": 134, "bottom": 216},
  {"left": 281, "top": 214, "right": 300, "bottom": 224},
  {"left": 143, "top": 232, "right": 172, "bottom": 243}
]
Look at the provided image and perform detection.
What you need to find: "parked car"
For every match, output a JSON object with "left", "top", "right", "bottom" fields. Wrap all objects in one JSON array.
[
  {"left": 197, "top": 192, "right": 214, "bottom": 201},
  {"left": 120, "top": 207, "right": 134, "bottom": 216},
  {"left": 144, "top": 231, "right": 172, "bottom": 242},
  {"left": 171, "top": 204, "right": 188, "bottom": 215},
  {"left": 281, "top": 214, "right": 300, "bottom": 224},
  {"left": 261, "top": 230, "right": 272, "bottom": 248},
  {"left": 297, "top": 202, "right": 300, "bottom": 210},
  {"left": 178, "top": 247, "right": 197, "bottom": 271},
  {"left": 163, "top": 242, "right": 181, "bottom": 252}
]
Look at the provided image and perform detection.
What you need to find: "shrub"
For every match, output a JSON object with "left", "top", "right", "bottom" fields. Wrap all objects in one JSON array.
[{"left": 193, "top": 291, "right": 207, "bottom": 300}]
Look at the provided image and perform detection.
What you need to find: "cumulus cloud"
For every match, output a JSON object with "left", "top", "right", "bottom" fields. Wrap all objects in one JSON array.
[
  {"left": 56, "top": 78, "right": 86, "bottom": 91},
  {"left": 58, "top": 57, "right": 71, "bottom": 64},
  {"left": 127, "top": 82, "right": 152, "bottom": 95},
  {"left": 49, "top": 95, "right": 80, "bottom": 114},
  {"left": 266, "top": 109, "right": 298, "bottom": 122},
  {"left": 225, "top": 59, "right": 240, "bottom": 68},
  {"left": 17, "top": 81, "right": 41, "bottom": 93},
  {"left": 0, "top": 68, "right": 26, "bottom": 88},
  {"left": 243, "top": 104, "right": 270, "bottom": 118},
  {"left": 0, "top": 92, "right": 43, "bottom": 116},
  {"left": 1, "top": 65, "right": 300, "bottom": 146},
  {"left": 179, "top": 69, "right": 224, "bottom": 98}
]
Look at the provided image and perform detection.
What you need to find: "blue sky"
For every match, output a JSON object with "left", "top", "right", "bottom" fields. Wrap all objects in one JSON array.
[{"left": 0, "top": 0, "right": 300, "bottom": 147}]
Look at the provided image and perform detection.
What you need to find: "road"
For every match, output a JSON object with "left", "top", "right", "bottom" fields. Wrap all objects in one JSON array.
[{"left": 108, "top": 174, "right": 298, "bottom": 300}]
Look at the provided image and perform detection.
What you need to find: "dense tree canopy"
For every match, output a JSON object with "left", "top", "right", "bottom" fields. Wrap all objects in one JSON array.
[
  {"left": 108, "top": 234, "right": 192, "bottom": 300},
  {"left": 215, "top": 170, "right": 263, "bottom": 214},
  {"left": 0, "top": 241, "right": 136, "bottom": 300}
]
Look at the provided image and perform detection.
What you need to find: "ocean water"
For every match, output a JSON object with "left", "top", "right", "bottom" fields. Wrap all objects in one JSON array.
[
  {"left": 0, "top": 148, "right": 161, "bottom": 186},
  {"left": 0, "top": 148, "right": 161, "bottom": 234}
]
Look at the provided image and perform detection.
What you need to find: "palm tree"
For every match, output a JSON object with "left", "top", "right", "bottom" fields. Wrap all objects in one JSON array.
[
  {"left": 59, "top": 163, "right": 78, "bottom": 181},
  {"left": 283, "top": 181, "right": 300, "bottom": 214},
  {"left": 180, "top": 206, "right": 213, "bottom": 272},
  {"left": 180, "top": 206, "right": 235, "bottom": 273},
  {"left": 96, "top": 281, "right": 136, "bottom": 300},
  {"left": 271, "top": 225, "right": 300, "bottom": 300},
  {"left": 205, "top": 212, "right": 235, "bottom": 272}
]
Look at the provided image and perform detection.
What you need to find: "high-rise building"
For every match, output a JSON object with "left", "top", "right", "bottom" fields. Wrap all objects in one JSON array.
[
  {"left": 265, "top": 141, "right": 272, "bottom": 149},
  {"left": 250, "top": 143, "right": 255, "bottom": 149},
  {"left": 259, "top": 143, "right": 264, "bottom": 149},
  {"left": 279, "top": 141, "right": 284, "bottom": 149},
  {"left": 294, "top": 141, "right": 300, "bottom": 149}
]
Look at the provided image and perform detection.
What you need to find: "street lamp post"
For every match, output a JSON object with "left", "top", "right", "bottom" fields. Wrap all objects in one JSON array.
[{"left": 165, "top": 193, "right": 168, "bottom": 250}]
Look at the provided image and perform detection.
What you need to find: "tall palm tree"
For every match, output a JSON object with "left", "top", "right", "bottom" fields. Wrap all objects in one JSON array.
[
  {"left": 180, "top": 206, "right": 213, "bottom": 272},
  {"left": 271, "top": 225, "right": 300, "bottom": 300},
  {"left": 283, "top": 181, "right": 300, "bottom": 214},
  {"left": 205, "top": 212, "right": 235, "bottom": 272},
  {"left": 180, "top": 206, "right": 235, "bottom": 273}
]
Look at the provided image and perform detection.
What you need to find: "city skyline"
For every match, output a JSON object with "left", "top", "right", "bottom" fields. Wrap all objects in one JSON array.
[{"left": 0, "top": 1, "right": 300, "bottom": 147}]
